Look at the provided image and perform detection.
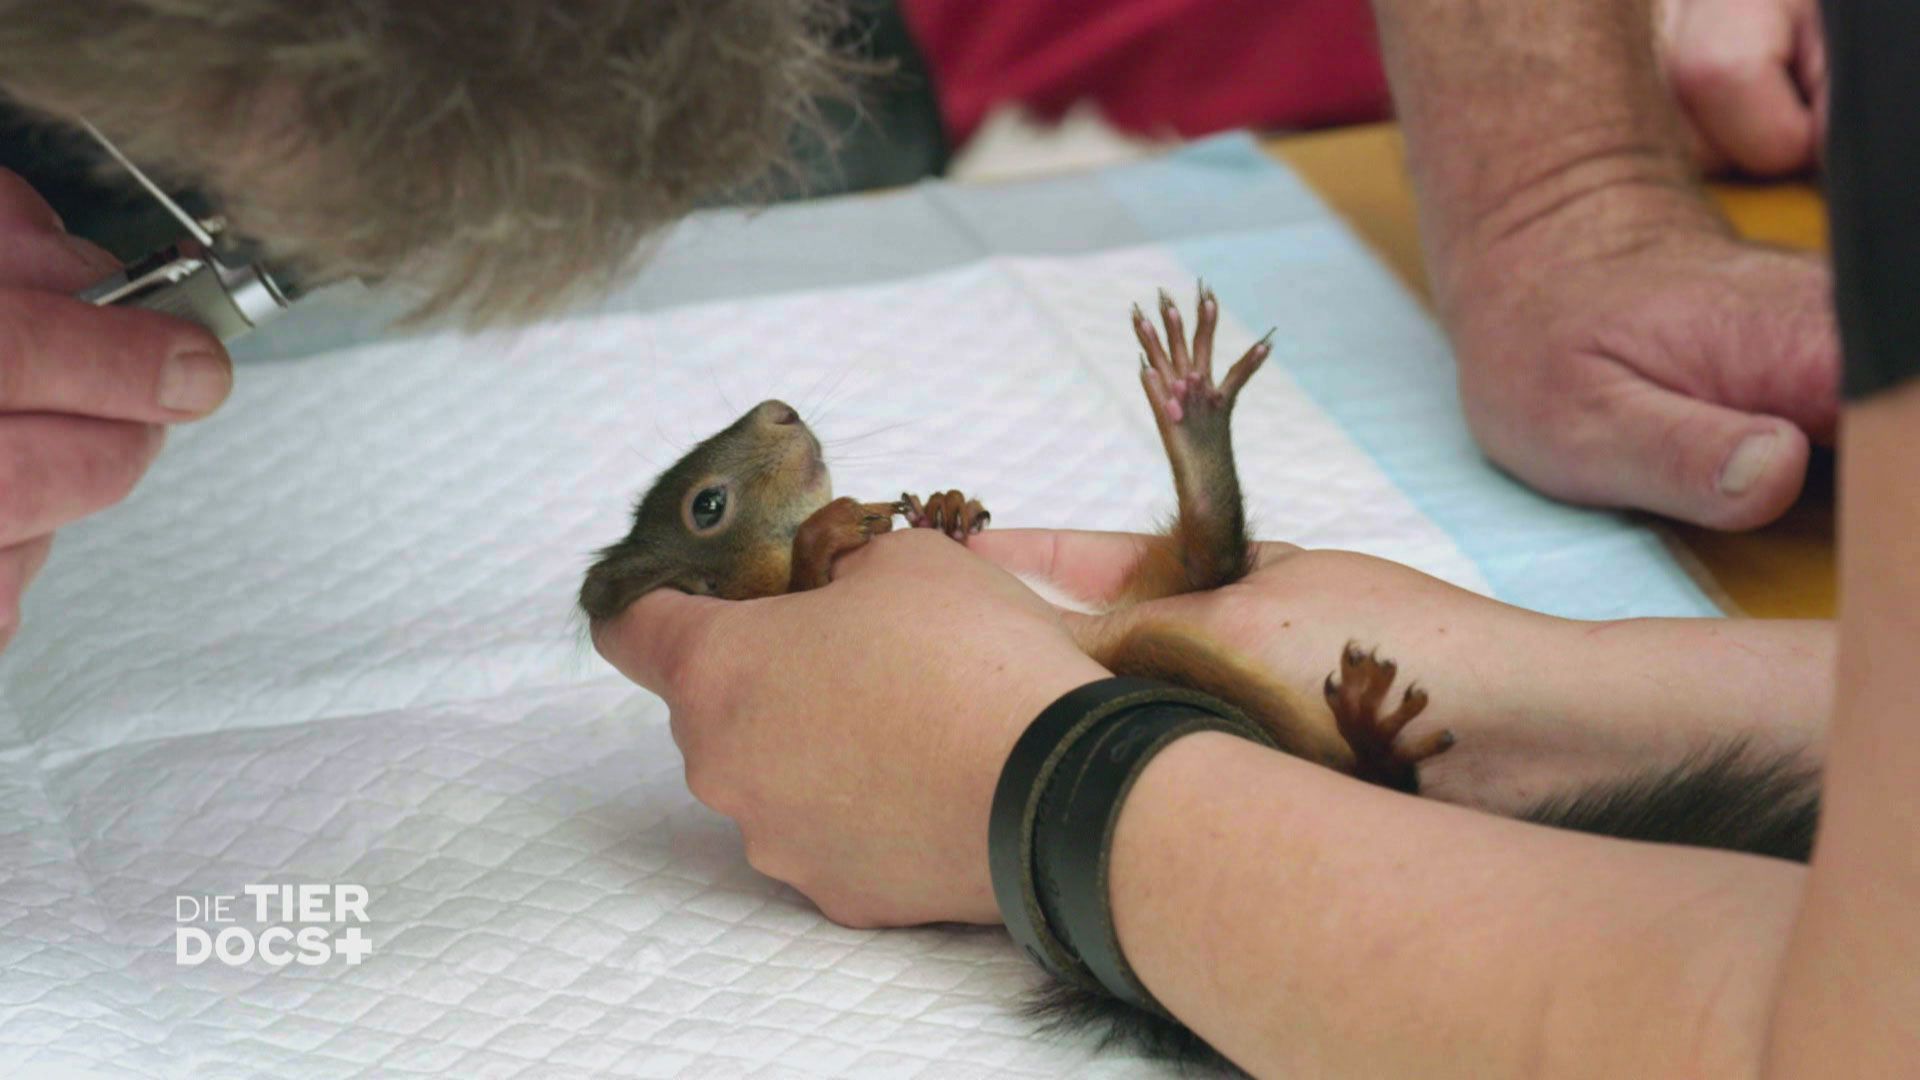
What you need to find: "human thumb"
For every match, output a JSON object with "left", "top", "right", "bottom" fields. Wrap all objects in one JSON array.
[
  {"left": 592, "top": 587, "right": 725, "bottom": 696},
  {"left": 1575, "top": 382, "right": 1809, "bottom": 530}
]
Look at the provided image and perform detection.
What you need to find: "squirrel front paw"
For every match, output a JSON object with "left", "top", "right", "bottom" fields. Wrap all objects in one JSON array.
[
  {"left": 1131, "top": 282, "right": 1272, "bottom": 442},
  {"left": 1323, "top": 642, "right": 1455, "bottom": 792},
  {"left": 787, "top": 497, "right": 901, "bottom": 591},
  {"left": 901, "top": 490, "right": 990, "bottom": 542}
]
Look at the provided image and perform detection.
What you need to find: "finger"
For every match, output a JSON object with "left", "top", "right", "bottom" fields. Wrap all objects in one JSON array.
[
  {"left": 0, "top": 534, "right": 54, "bottom": 653},
  {"left": 0, "top": 415, "right": 164, "bottom": 545},
  {"left": 0, "top": 290, "right": 232, "bottom": 421},
  {"left": 1139, "top": 363, "right": 1174, "bottom": 425},
  {"left": 1670, "top": 33, "right": 1818, "bottom": 175},
  {"left": 1131, "top": 303, "right": 1172, "bottom": 378},
  {"left": 968, "top": 528, "right": 1155, "bottom": 604},
  {"left": 0, "top": 171, "right": 129, "bottom": 292},
  {"left": 0, "top": 170, "right": 74, "bottom": 236},
  {"left": 0, "top": 229, "right": 124, "bottom": 293},
  {"left": 1192, "top": 281, "right": 1218, "bottom": 382},
  {"left": 1512, "top": 380, "right": 1810, "bottom": 531},
  {"left": 1157, "top": 288, "right": 1190, "bottom": 377},
  {"left": 1220, "top": 333, "right": 1274, "bottom": 403},
  {"left": 1794, "top": 3, "right": 1829, "bottom": 162},
  {"left": 592, "top": 584, "right": 728, "bottom": 695}
]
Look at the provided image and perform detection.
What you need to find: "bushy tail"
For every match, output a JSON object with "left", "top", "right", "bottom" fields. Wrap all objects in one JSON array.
[{"left": 1520, "top": 739, "right": 1820, "bottom": 862}]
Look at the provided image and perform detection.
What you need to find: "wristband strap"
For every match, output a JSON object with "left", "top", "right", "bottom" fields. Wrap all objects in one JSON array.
[{"left": 989, "top": 677, "right": 1277, "bottom": 1009}]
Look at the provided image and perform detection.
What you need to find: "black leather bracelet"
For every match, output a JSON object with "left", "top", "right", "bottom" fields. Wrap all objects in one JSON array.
[{"left": 989, "top": 677, "right": 1277, "bottom": 1010}]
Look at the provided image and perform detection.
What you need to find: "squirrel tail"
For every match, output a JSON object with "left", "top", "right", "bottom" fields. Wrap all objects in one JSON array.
[{"left": 1520, "top": 739, "right": 1820, "bottom": 862}]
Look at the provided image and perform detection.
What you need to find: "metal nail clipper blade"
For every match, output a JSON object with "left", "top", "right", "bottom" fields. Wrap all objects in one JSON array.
[{"left": 71, "top": 119, "right": 295, "bottom": 343}]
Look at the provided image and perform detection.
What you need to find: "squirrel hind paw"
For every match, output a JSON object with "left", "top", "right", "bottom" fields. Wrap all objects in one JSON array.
[{"left": 1325, "top": 642, "right": 1454, "bottom": 791}]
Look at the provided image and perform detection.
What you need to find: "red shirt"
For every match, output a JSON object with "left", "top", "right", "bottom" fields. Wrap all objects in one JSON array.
[{"left": 900, "top": 0, "right": 1390, "bottom": 145}]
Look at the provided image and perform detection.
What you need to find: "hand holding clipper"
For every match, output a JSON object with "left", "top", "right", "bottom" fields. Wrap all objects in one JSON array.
[{"left": 0, "top": 163, "right": 231, "bottom": 653}]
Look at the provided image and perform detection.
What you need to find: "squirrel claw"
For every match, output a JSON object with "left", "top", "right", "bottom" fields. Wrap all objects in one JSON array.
[
  {"left": 1133, "top": 284, "right": 1269, "bottom": 438},
  {"left": 1324, "top": 641, "right": 1453, "bottom": 792},
  {"left": 901, "top": 490, "right": 989, "bottom": 541}
]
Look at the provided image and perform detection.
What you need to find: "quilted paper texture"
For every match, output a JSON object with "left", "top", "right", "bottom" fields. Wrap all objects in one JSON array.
[{"left": 16, "top": 683, "right": 1162, "bottom": 1078}]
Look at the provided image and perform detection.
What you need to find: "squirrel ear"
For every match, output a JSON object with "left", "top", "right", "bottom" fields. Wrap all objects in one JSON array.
[{"left": 578, "top": 548, "right": 685, "bottom": 623}]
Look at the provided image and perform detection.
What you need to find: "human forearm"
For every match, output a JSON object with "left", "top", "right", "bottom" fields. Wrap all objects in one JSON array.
[
  {"left": 1764, "top": 0, "right": 1920, "bottom": 1057},
  {"left": 1082, "top": 545, "right": 1833, "bottom": 814},
  {"left": 1110, "top": 732, "right": 1802, "bottom": 1078},
  {"left": 1371, "top": 0, "right": 1717, "bottom": 307},
  {"left": 1765, "top": 382, "right": 1920, "bottom": 1074},
  {"left": 1439, "top": 614, "right": 1833, "bottom": 809}
]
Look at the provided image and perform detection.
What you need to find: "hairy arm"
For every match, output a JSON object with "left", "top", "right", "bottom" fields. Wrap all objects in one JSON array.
[
  {"left": 1111, "top": 733, "right": 1803, "bottom": 1077},
  {"left": 1371, "top": 0, "right": 1711, "bottom": 303}
]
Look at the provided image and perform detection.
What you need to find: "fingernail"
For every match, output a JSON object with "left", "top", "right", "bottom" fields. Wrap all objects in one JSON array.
[
  {"left": 1718, "top": 432, "right": 1778, "bottom": 496},
  {"left": 157, "top": 349, "right": 232, "bottom": 415}
]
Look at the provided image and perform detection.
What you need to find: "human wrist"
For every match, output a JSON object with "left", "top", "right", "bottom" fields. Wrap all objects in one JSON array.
[
  {"left": 986, "top": 680, "right": 1276, "bottom": 1001},
  {"left": 953, "top": 653, "right": 1112, "bottom": 924},
  {"left": 1427, "top": 148, "right": 1725, "bottom": 326}
]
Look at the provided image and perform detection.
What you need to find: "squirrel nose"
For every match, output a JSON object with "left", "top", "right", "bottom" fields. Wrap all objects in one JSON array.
[{"left": 758, "top": 400, "right": 800, "bottom": 426}]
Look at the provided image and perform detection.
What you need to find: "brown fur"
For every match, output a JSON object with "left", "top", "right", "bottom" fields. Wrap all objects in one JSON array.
[
  {"left": 579, "top": 399, "right": 834, "bottom": 620},
  {"left": 1082, "top": 620, "right": 1354, "bottom": 769},
  {"left": 0, "top": 1, "right": 859, "bottom": 325}
]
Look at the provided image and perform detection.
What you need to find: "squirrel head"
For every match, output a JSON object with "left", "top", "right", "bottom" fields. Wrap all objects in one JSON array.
[{"left": 579, "top": 398, "right": 831, "bottom": 621}]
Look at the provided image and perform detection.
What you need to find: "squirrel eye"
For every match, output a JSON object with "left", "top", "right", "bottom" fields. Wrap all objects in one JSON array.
[{"left": 690, "top": 486, "right": 728, "bottom": 530}]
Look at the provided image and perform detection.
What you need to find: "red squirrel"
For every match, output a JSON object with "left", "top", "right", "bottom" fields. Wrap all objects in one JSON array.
[{"left": 580, "top": 283, "right": 1451, "bottom": 789}]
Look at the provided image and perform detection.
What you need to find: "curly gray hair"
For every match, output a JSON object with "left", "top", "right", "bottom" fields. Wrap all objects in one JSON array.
[{"left": 0, "top": 1, "right": 856, "bottom": 324}]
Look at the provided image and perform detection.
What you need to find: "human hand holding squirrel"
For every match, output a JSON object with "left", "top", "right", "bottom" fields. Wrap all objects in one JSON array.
[{"left": 593, "top": 529, "right": 1107, "bottom": 928}]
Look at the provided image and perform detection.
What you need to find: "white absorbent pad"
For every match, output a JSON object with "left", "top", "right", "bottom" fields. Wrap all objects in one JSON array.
[{"left": 0, "top": 135, "right": 1717, "bottom": 1078}]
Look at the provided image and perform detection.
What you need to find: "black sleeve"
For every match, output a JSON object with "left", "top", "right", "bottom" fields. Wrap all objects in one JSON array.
[{"left": 1823, "top": 0, "right": 1920, "bottom": 400}]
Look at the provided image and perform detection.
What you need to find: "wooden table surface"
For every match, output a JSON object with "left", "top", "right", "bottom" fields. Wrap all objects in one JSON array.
[{"left": 1269, "top": 124, "right": 1836, "bottom": 619}]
